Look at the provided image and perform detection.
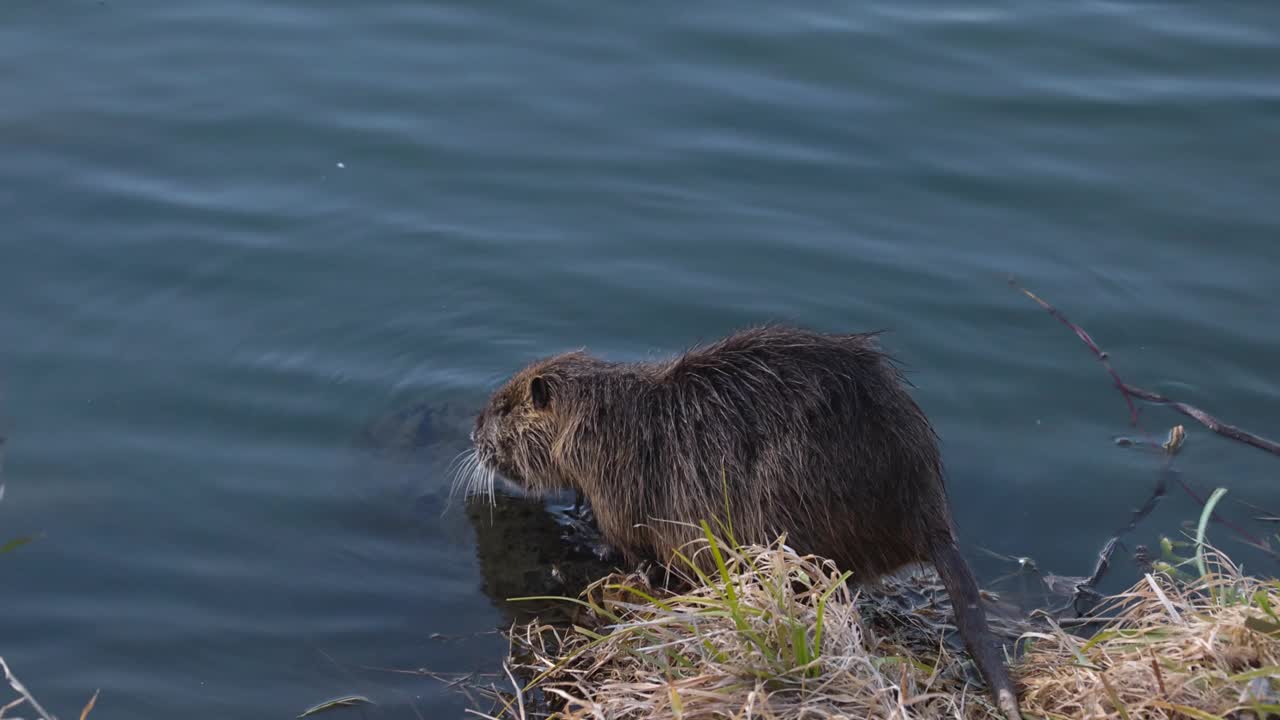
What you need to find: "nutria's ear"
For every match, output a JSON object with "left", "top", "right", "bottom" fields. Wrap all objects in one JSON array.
[{"left": 530, "top": 375, "right": 551, "bottom": 410}]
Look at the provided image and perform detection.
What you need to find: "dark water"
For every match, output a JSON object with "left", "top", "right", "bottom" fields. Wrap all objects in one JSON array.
[{"left": 3, "top": 1, "right": 1279, "bottom": 716}]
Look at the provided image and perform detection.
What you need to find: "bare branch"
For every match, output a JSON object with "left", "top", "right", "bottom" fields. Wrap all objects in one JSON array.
[{"left": 1010, "top": 278, "right": 1280, "bottom": 458}]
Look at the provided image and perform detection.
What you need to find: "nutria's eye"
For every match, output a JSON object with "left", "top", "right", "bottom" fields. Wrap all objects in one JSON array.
[{"left": 530, "top": 375, "right": 551, "bottom": 410}]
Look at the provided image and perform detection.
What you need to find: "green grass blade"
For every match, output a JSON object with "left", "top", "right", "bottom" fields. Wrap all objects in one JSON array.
[
  {"left": 697, "top": 520, "right": 781, "bottom": 669},
  {"left": 671, "top": 548, "right": 715, "bottom": 588},
  {"left": 605, "top": 584, "right": 676, "bottom": 612},
  {"left": 700, "top": 521, "right": 739, "bottom": 613},
  {"left": 1254, "top": 590, "right": 1279, "bottom": 623},
  {"left": 507, "top": 594, "right": 621, "bottom": 623},
  {"left": 1195, "top": 487, "right": 1228, "bottom": 580},
  {"left": 0, "top": 535, "right": 33, "bottom": 554},
  {"left": 790, "top": 621, "right": 810, "bottom": 668}
]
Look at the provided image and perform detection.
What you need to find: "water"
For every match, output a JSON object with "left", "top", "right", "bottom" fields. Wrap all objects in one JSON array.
[{"left": 3, "top": 1, "right": 1279, "bottom": 716}]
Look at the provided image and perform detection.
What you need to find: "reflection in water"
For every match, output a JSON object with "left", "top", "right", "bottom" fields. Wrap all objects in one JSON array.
[
  {"left": 466, "top": 492, "right": 618, "bottom": 624},
  {"left": 357, "top": 400, "right": 439, "bottom": 459},
  {"left": 361, "top": 399, "right": 621, "bottom": 626}
]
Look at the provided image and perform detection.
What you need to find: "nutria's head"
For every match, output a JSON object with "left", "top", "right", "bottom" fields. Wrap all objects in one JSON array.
[{"left": 460, "top": 352, "right": 599, "bottom": 503}]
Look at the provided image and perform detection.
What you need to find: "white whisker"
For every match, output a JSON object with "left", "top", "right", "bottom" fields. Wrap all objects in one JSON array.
[
  {"left": 447, "top": 450, "right": 471, "bottom": 497},
  {"left": 445, "top": 448, "right": 471, "bottom": 478},
  {"left": 486, "top": 465, "right": 496, "bottom": 508},
  {"left": 444, "top": 448, "right": 481, "bottom": 514},
  {"left": 447, "top": 457, "right": 467, "bottom": 495},
  {"left": 464, "top": 456, "right": 480, "bottom": 499},
  {"left": 441, "top": 440, "right": 503, "bottom": 514},
  {"left": 468, "top": 456, "right": 481, "bottom": 502},
  {"left": 484, "top": 464, "right": 497, "bottom": 521}
]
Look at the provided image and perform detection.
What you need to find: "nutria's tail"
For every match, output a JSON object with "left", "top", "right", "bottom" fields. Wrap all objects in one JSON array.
[{"left": 930, "top": 537, "right": 1022, "bottom": 720}]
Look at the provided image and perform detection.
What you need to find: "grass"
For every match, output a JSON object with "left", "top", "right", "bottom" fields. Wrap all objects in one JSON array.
[
  {"left": 482, "top": 526, "right": 1006, "bottom": 719},
  {"left": 1017, "top": 548, "right": 1280, "bottom": 719},
  {"left": 460, "top": 506, "right": 1280, "bottom": 720}
]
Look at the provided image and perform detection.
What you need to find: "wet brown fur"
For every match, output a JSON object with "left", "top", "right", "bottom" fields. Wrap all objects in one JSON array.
[{"left": 472, "top": 325, "right": 1021, "bottom": 719}]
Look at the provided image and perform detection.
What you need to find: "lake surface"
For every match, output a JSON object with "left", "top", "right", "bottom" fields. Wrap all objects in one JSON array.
[{"left": 3, "top": 1, "right": 1279, "bottom": 716}]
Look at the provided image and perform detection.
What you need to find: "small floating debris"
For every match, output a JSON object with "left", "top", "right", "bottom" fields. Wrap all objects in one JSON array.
[
  {"left": 1113, "top": 425, "right": 1187, "bottom": 455},
  {"left": 297, "top": 694, "right": 373, "bottom": 718},
  {"left": 0, "top": 535, "right": 34, "bottom": 554},
  {"left": 1163, "top": 424, "right": 1187, "bottom": 454}
]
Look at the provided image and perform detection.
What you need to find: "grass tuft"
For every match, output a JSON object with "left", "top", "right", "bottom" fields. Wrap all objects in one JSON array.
[
  {"left": 471, "top": 527, "right": 1280, "bottom": 720},
  {"left": 496, "top": 530, "right": 995, "bottom": 719},
  {"left": 1018, "top": 547, "right": 1280, "bottom": 719}
]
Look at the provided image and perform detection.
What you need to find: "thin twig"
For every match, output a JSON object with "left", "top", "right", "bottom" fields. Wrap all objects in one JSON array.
[
  {"left": 2, "top": 696, "right": 27, "bottom": 717},
  {"left": 1012, "top": 282, "right": 1140, "bottom": 426},
  {"left": 1120, "top": 383, "right": 1280, "bottom": 456},
  {"left": 1066, "top": 456, "right": 1177, "bottom": 617},
  {"left": 1085, "top": 537, "right": 1119, "bottom": 590},
  {"left": 1111, "top": 466, "right": 1171, "bottom": 540},
  {"left": 77, "top": 690, "right": 98, "bottom": 720},
  {"left": 1010, "top": 278, "right": 1280, "bottom": 457},
  {"left": 312, "top": 646, "right": 423, "bottom": 720},
  {"left": 501, "top": 663, "right": 526, "bottom": 720},
  {"left": 1150, "top": 652, "right": 1168, "bottom": 698},
  {"left": 0, "top": 656, "right": 55, "bottom": 720}
]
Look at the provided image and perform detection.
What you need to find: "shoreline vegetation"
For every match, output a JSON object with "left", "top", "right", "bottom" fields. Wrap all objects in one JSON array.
[{"left": 466, "top": 529, "right": 1280, "bottom": 720}]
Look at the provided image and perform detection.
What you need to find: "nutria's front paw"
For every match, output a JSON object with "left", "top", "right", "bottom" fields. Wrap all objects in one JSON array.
[{"left": 594, "top": 543, "right": 624, "bottom": 564}]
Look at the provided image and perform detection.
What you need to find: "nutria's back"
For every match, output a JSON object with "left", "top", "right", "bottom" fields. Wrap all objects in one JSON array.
[
  {"left": 468, "top": 325, "right": 1021, "bottom": 719},
  {"left": 575, "top": 328, "right": 949, "bottom": 576}
]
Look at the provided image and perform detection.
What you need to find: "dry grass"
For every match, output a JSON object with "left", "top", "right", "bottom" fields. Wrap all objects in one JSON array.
[
  {"left": 466, "top": 523, "right": 1280, "bottom": 720},
  {"left": 0, "top": 655, "right": 97, "bottom": 720},
  {"left": 1018, "top": 549, "right": 1280, "bottom": 719}
]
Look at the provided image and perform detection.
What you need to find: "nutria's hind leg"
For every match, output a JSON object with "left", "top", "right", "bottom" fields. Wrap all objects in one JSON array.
[{"left": 930, "top": 539, "right": 1022, "bottom": 720}]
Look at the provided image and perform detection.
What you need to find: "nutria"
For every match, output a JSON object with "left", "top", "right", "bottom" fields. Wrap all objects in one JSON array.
[{"left": 466, "top": 325, "right": 1021, "bottom": 720}]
